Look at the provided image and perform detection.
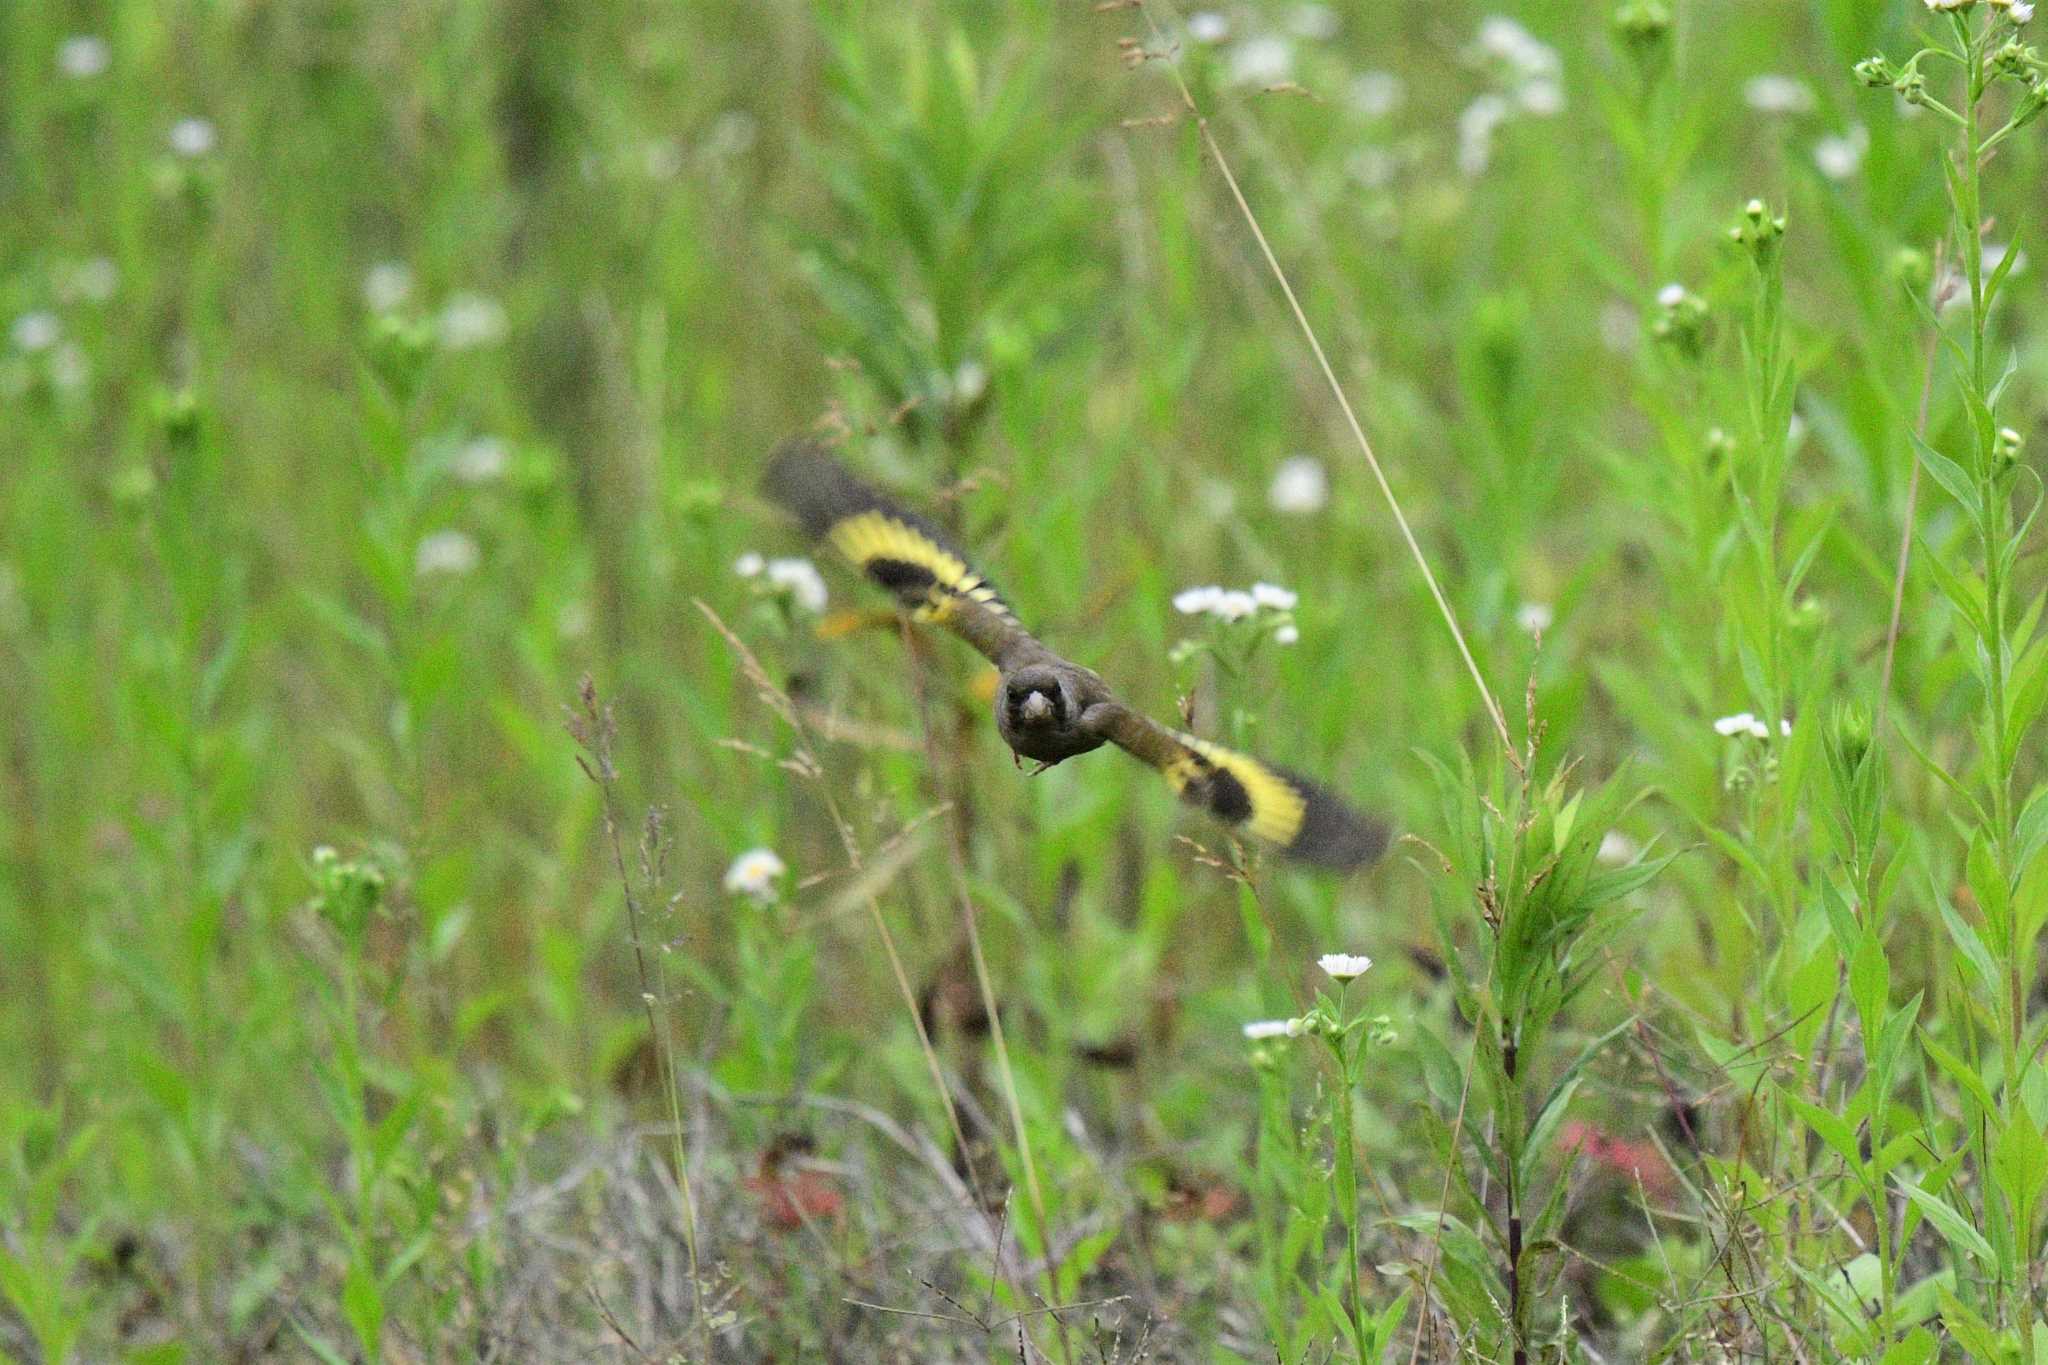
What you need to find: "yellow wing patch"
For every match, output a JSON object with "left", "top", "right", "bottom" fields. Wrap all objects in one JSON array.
[
  {"left": 825, "top": 510, "right": 1010, "bottom": 617},
  {"left": 1164, "top": 734, "right": 1309, "bottom": 849}
]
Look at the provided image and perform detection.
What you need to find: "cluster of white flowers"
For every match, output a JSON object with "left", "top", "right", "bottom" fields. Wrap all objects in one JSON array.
[
  {"left": 415, "top": 529, "right": 481, "bottom": 577},
  {"left": 1241, "top": 952, "right": 1374, "bottom": 1043},
  {"left": 735, "top": 552, "right": 829, "bottom": 613},
  {"left": 1176, "top": 581, "right": 1296, "bottom": 617},
  {"left": 1743, "top": 74, "right": 1815, "bottom": 115},
  {"left": 1268, "top": 455, "right": 1329, "bottom": 514},
  {"left": 1814, "top": 125, "right": 1869, "bottom": 181},
  {"left": 723, "top": 847, "right": 787, "bottom": 904},
  {"left": 1460, "top": 17, "right": 1564, "bottom": 176},
  {"left": 438, "top": 292, "right": 508, "bottom": 349},
  {"left": 1713, "top": 711, "right": 1791, "bottom": 740}
]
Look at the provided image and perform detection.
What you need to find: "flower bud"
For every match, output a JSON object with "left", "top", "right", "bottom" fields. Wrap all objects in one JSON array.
[{"left": 1854, "top": 55, "right": 1898, "bottom": 87}]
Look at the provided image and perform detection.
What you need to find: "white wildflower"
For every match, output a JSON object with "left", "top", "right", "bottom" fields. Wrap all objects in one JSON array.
[
  {"left": 49, "top": 344, "right": 88, "bottom": 393},
  {"left": 58, "top": 257, "right": 118, "bottom": 304},
  {"left": 1780, "top": 717, "right": 1793, "bottom": 737},
  {"left": 1458, "top": 94, "right": 1511, "bottom": 176},
  {"left": 765, "top": 557, "right": 828, "bottom": 613},
  {"left": 1243, "top": 1019, "right": 1296, "bottom": 1040},
  {"left": 2016, "top": 2, "right": 2036, "bottom": 21},
  {"left": 1744, "top": 75, "right": 1814, "bottom": 115},
  {"left": 1813, "top": 125, "right": 1869, "bottom": 181},
  {"left": 1517, "top": 78, "right": 1565, "bottom": 116},
  {"left": 1477, "top": 16, "right": 1560, "bottom": 81},
  {"left": 1211, "top": 589, "right": 1257, "bottom": 621},
  {"left": 453, "top": 436, "right": 510, "bottom": 484},
  {"left": 1598, "top": 300, "right": 1639, "bottom": 355},
  {"left": 722, "top": 847, "right": 786, "bottom": 904},
  {"left": 1227, "top": 35, "right": 1293, "bottom": 86},
  {"left": 1597, "top": 831, "right": 1640, "bottom": 865},
  {"left": 11, "top": 312, "right": 59, "bottom": 353},
  {"left": 57, "top": 35, "right": 110, "bottom": 79},
  {"left": 703, "top": 110, "right": 758, "bottom": 159},
  {"left": 1925, "top": 0, "right": 1974, "bottom": 9},
  {"left": 168, "top": 117, "right": 217, "bottom": 157},
  {"left": 1174, "top": 585, "right": 1225, "bottom": 615},
  {"left": 1319, "top": 952, "right": 1373, "bottom": 983},
  {"left": 414, "top": 529, "right": 480, "bottom": 577},
  {"left": 1273, "top": 623, "right": 1300, "bottom": 645},
  {"left": 1250, "top": 582, "right": 1298, "bottom": 611},
  {"left": 1515, "top": 601, "right": 1554, "bottom": 634},
  {"left": 362, "top": 261, "right": 414, "bottom": 313},
  {"left": 438, "top": 292, "right": 508, "bottom": 349},
  {"left": 1188, "top": 11, "right": 1230, "bottom": 43},
  {"left": 1713, "top": 711, "right": 1757, "bottom": 738},
  {"left": 1288, "top": 4, "right": 1339, "bottom": 40},
  {"left": 952, "top": 360, "right": 988, "bottom": 403},
  {"left": 1657, "top": 282, "right": 1687, "bottom": 308},
  {"left": 734, "top": 551, "right": 766, "bottom": 579},
  {"left": 1348, "top": 71, "right": 1403, "bottom": 117},
  {"left": 1268, "top": 455, "right": 1329, "bottom": 514}
]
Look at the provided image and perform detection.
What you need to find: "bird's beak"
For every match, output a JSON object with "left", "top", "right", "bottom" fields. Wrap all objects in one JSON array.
[{"left": 1020, "top": 691, "right": 1053, "bottom": 723}]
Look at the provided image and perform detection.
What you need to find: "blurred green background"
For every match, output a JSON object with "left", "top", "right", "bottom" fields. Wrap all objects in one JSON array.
[{"left": 0, "top": 0, "right": 2015, "bottom": 1358}]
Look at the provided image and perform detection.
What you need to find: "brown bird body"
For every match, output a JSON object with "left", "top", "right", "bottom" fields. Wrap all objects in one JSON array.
[{"left": 762, "top": 439, "right": 1388, "bottom": 870}]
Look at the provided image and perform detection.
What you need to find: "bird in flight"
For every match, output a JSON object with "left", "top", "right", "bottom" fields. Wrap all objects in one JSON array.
[{"left": 763, "top": 439, "right": 1387, "bottom": 870}]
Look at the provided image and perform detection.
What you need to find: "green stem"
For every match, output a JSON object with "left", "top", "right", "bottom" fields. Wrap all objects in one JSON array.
[{"left": 1330, "top": 1027, "right": 1370, "bottom": 1362}]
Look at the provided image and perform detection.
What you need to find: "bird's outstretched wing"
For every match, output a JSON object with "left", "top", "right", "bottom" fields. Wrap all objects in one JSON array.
[
  {"left": 763, "top": 439, "right": 1039, "bottom": 669},
  {"left": 1085, "top": 702, "right": 1388, "bottom": 870}
]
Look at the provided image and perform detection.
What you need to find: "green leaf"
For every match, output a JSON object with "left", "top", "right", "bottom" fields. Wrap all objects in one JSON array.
[
  {"left": 1849, "top": 932, "right": 1889, "bottom": 1036},
  {"left": 1879, "top": 1327, "right": 1938, "bottom": 1365},
  {"left": 1923, "top": 1030, "right": 1998, "bottom": 1117},
  {"left": 1782, "top": 1087, "right": 1864, "bottom": 1176},
  {"left": 1995, "top": 1110, "right": 2048, "bottom": 1237},
  {"left": 1898, "top": 1178, "right": 1996, "bottom": 1263},
  {"left": 1910, "top": 430, "right": 1981, "bottom": 519}
]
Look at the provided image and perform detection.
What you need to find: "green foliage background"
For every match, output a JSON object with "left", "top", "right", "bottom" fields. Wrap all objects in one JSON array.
[{"left": 5, "top": 0, "right": 2044, "bottom": 1359}]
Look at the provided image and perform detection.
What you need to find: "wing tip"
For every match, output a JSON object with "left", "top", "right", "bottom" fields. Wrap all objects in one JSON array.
[{"left": 1278, "top": 772, "right": 1390, "bottom": 871}]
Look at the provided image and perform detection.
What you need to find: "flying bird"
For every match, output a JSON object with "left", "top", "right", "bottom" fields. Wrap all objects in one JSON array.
[{"left": 763, "top": 439, "right": 1387, "bottom": 870}]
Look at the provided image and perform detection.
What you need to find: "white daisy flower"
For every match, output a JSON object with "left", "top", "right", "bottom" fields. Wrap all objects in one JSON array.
[
  {"left": 11, "top": 312, "right": 59, "bottom": 353},
  {"left": 168, "top": 117, "right": 217, "bottom": 157},
  {"left": 765, "top": 557, "right": 828, "bottom": 613},
  {"left": 1250, "top": 582, "right": 1298, "bottom": 611},
  {"left": 733, "top": 551, "right": 766, "bottom": 578},
  {"left": 1188, "top": 11, "right": 1230, "bottom": 43},
  {"left": 57, "top": 35, "right": 110, "bottom": 79},
  {"left": 1243, "top": 1019, "right": 1296, "bottom": 1040},
  {"left": 2015, "top": 2, "right": 2036, "bottom": 21},
  {"left": 1348, "top": 71, "right": 1403, "bottom": 117},
  {"left": 1227, "top": 35, "right": 1294, "bottom": 86},
  {"left": 1268, "top": 455, "right": 1329, "bottom": 514},
  {"left": 453, "top": 436, "right": 510, "bottom": 484},
  {"left": 1813, "top": 125, "right": 1869, "bottom": 181},
  {"left": 1515, "top": 601, "right": 1554, "bottom": 634},
  {"left": 1744, "top": 75, "right": 1814, "bottom": 115},
  {"left": 414, "top": 529, "right": 480, "bottom": 577},
  {"left": 722, "top": 847, "right": 787, "bottom": 903},
  {"left": 1319, "top": 952, "right": 1373, "bottom": 983},
  {"left": 1657, "top": 282, "right": 1687, "bottom": 308},
  {"left": 438, "top": 292, "right": 508, "bottom": 349},
  {"left": 1273, "top": 623, "right": 1301, "bottom": 645},
  {"left": 1174, "top": 585, "right": 1225, "bottom": 615},
  {"left": 362, "top": 261, "right": 414, "bottom": 313},
  {"left": 1713, "top": 712, "right": 1757, "bottom": 738}
]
